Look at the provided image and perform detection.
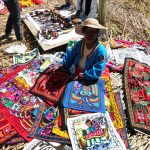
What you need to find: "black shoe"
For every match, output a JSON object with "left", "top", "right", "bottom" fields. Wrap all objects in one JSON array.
[
  {"left": 0, "top": 33, "right": 10, "bottom": 40},
  {"left": 65, "top": 2, "right": 71, "bottom": 7},
  {"left": 17, "top": 36, "right": 23, "bottom": 41}
]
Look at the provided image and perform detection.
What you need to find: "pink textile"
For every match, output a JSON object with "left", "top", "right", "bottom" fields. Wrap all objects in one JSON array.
[
  {"left": 115, "top": 39, "right": 134, "bottom": 48},
  {"left": 106, "top": 61, "right": 124, "bottom": 73},
  {"left": 0, "top": 6, "right": 8, "bottom": 15},
  {"left": 32, "top": 0, "right": 44, "bottom": 5},
  {"left": 115, "top": 39, "right": 149, "bottom": 48}
]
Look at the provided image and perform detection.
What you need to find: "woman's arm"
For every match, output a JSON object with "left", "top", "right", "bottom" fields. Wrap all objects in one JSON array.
[
  {"left": 84, "top": 46, "right": 108, "bottom": 80},
  {"left": 63, "top": 41, "right": 80, "bottom": 69},
  {"left": 84, "top": 59, "right": 107, "bottom": 80}
]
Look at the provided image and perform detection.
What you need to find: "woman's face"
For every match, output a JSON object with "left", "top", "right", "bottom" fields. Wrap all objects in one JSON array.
[{"left": 83, "top": 27, "right": 98, "bottom": 43}]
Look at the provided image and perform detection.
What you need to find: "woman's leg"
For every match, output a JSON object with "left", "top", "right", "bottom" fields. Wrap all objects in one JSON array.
[
  {"left": 4, "top": 0, "right": 22, "bottom": 40},
  {"left": 4, "top": 1, "right": 14, "bottom": 35},
  {"left": 11, "top": 0, "right": 22, "bottom": 40}
]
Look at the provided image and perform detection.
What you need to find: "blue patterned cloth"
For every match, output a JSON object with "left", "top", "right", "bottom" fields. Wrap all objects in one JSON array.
[{"left": 63, "top": 80, "right": 106, "bottom": 113}]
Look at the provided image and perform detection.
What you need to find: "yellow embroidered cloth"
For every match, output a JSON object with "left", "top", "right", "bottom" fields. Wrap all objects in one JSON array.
[{"left": 101, "top": 75, "right": 124, "bottom": 129}]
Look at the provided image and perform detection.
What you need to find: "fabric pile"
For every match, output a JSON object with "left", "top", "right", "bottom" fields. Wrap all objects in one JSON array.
[
  {"left": 0, "top": 0, "right": 45, "bottom": 15},
  {"left": 19, "top": 0, "right": 44, "bottom": 7},
  {"left": 0, "top": 37, "right": 150, "bottom": 150}
]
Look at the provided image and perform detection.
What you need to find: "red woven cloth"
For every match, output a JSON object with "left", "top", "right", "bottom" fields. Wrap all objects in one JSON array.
[
  {"left": 30, "top": 68, "right": 71, "bottom": 104},
  {"left": 0, "top": 111, "right": 17, "bottom": 144},
  {"left": 0, "top": 103, "right": 33, "bottom": 142},
  {"left": 0, "top": 64, "right": 27, "bottom": 83}
]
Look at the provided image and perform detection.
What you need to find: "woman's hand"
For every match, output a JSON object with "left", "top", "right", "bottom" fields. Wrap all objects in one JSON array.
[
  {"left": 72, "top": 73, "right": 84, "bottom": 81},
  {"left": 50, "top": 64, "right": 63, "bottom": 72},
  {"left": 78, "top": 73, "right": 84, "bottom": 80}
]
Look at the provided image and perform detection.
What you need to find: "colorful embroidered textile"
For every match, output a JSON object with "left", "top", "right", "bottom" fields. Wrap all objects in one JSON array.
[
  {"left": 4, "top": 134, "right": 26, "bottom": 145},
  {"left": 106, "top": 61, "right": 124, "bottom": 73},
  {"left": 0, "top": 64, "right": 27, "bottom": 83},
  {"left": 29, "top": 103, "right": 70, "bottom": 144},
  {"left": 60, "top": 105, "right": 90, "bottom": 130},
  {"left": 0, "top": 111, "right": 17, "bottom": 144},
  {"left": 30, "top": 68, "right": 71, "bottom": 104},
  {"left": 51, "top": 113, "right": 70, "bottom": 140},
  {"left": 32, "top": 0, "right": 44, "bottom": 5},
  {"left": 13, "top": 48, "right": 40, "bottom": 64},
  {"left": 0, "top": 58, "right": 42, "bottom": 83},
  {"left": 63, "top": 80, "right": 106, "bottom": 113},
  {"left": 114, "top": 92, "right": 130, "bottom": 149},
  {"left": 0, "top": 103, "right": 32, "bottom": 141},
  {"left": 29, "top": 103, "right": 57, "bottom": 137},
  {"left": 123, "top": 58, "right": 150, "bottom": 134},
  {"left": 102, "top": 76, "right": 124, "bottom": 129},
  {"left": 19, "top": 0, "right": 44, "bottom": 7},
  {"left": 19, "top": 0, "right": 33, "bottom": 7},
  {"left": 114, "top": 39, "right": 149, "bottom": 48},
  {"left": 67, "top": 113, "right": 126, "bottom": 150},
  {"left": 115, "top": 39, "right": 134, "bottom": 48},
  {"left": 0, "top": 65, "right": 19, "bottom": 78},
  {"left": 0, "top": 65, "right": 43, "bottom": 141},
  {"left": 0, "top": 91, "right": 42, "bottom": 141},
  {"left": 101, "top": 68, "right": 110, "bottom": 78}
]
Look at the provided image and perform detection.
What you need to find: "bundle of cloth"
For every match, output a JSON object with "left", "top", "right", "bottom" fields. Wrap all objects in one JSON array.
[
  {"left": 0, "top": 0, "right": 8, "bottom": 14},
  {"left": 0, "top": 0, "right": 4, "bottom": 10},
  {"left": 0, "top": 0, "right": 45, "bottom": 14},
  {"left": 19, "top": 0, "right": 44, "bottom": 7}
]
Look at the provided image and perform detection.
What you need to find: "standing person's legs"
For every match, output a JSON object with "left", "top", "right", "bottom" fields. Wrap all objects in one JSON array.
[
  {"left": 12, "top": 0, "right": 22, "bottom": 40},
  {"left": 3, "top": 1, "right": 14, "bottom": 36},
  {"left": 5, "top": 14, "right": 13, "bottom": 35},
  {"left": 4, "top": 0, "right": 22, "bottom": 40}
]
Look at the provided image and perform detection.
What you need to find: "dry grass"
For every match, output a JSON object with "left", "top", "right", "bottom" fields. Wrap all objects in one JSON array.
[{"left": 106, "top": 0, "right": 150, "bottom": 41}]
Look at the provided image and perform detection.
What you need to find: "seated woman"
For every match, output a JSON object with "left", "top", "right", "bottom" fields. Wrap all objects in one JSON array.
[{"left": 62, "top": 18, "right": 108, "bottom": 81}]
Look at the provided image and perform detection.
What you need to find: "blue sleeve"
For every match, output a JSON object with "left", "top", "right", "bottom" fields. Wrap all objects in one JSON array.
[
  {"left": 84, "top": 45, "right": 108, "bottom": 81},
  {"left": 62, "top": 41, "right": 80, "bottom": 69}
]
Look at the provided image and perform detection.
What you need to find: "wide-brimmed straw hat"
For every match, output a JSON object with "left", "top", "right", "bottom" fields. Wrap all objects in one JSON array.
[{"left": 75, "top": 18, "right": 107, "bottom": 35}]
